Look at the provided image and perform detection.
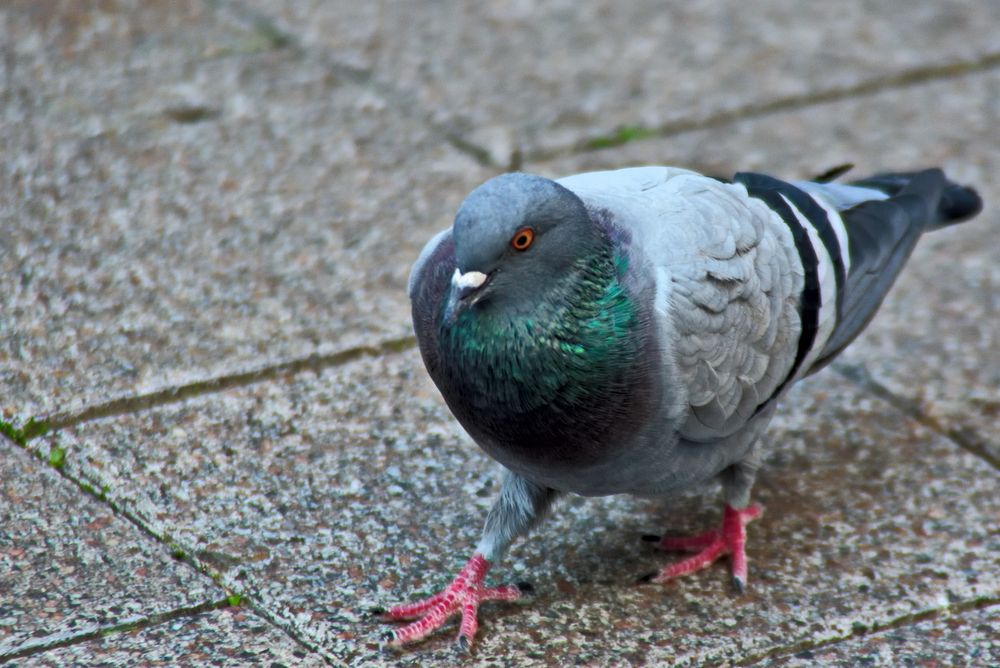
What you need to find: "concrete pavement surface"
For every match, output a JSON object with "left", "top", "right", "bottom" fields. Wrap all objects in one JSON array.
[{"left": 1, "top": 1, "right": 997, "bottom": 666}]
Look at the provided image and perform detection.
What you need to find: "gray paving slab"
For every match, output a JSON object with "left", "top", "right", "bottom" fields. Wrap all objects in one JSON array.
[
  {"left": 11, "top": 608, "right": 326, "bottom": 667},
  {"left": 35, "top": 348, "right": 1000, "bottom": 666},
  {"left": 758, "top": 604, "right": 999, "bottom": 667},
  {"left": 0, "top": 0, "right": 490, "bottom": 418},
  {"left": 0, "top": 440, "right": 221, "bottom": 660},
  {"left": 535, "top": 67, "right": 1000, "bottom": 466},
  {"left": 239, "top": 0, "right": 1000, "bottom": 162},
  {"left": 3, "top": 2, "right": 998, "bottom": 667}
]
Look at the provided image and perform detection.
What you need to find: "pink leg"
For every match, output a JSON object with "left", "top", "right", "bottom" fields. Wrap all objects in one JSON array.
[
  {"left": 648, "top": 503, "right": 762, "bottom": 591},
  {"left": 383, "top": 553, "right": 521, "bottom": 650}
]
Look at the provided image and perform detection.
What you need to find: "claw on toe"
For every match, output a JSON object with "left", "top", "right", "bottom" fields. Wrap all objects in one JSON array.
[
  {"left": 647, "top": 503, "right": 762, "bottom": 589},
  {"left": 382, "top": 553, "right": 520, "bottom": 650}
]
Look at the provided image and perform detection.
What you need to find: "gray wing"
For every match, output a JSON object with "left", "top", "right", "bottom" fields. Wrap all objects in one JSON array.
[
  {"left": 662, "top": 178, "right": 806, "bottom": 442},
  {"left": 558, "top": 169, "right": 807, "bottom": 444}
]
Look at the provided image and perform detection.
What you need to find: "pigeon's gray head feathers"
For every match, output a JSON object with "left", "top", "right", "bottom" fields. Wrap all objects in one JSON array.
[{"left": 450, "top": 173, "right": 598, "bottom": 313}]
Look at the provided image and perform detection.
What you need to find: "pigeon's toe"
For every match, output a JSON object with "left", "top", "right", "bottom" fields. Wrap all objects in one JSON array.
[
  {"left": 647, "top": 503, "right": 762, "bottom": 589},
  {"left": 382, "top": 553, "right": 521, "bottom": 649}
]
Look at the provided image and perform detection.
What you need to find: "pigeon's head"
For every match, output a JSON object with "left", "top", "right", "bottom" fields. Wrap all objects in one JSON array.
[{"left": 446, "top": 173, "right": 598, "bottom": 320}]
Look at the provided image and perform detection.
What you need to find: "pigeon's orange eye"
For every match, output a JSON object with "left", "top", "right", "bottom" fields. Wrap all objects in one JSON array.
[{"left": 510, "top": 228, "right": 534, "bottom": 251}]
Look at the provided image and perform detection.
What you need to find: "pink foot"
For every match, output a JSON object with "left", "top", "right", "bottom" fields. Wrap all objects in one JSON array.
[
  {"left": 643, "top": 503, "right": 762, "bottom": 592},
  {"left": 382, "top": 553, "right": 522, "bottom": 650}
]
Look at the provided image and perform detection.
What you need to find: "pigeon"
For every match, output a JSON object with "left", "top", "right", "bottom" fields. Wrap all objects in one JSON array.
[{"left": 382, "top": 165, "right": 982, "bottom": 650}]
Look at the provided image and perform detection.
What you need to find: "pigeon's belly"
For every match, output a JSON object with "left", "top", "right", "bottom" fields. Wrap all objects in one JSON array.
[
  {"left": 466, "top": 420, "right": 699, "bottom": 498},
  {"left": 467, "top": 406, "right": 770, "bottom": 499},
  {"left": 478, "top": 432, "right": 697, "bottom": 497}
]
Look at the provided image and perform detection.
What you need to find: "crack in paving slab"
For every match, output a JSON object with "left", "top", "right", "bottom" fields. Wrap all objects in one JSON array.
[
  {"left": 736, "top": 596, "right": 1000, "bottom": 666},
  {"left": 833, "top": 362, "right": 1000, "bottom": 471},
  {"left": 0, "top": 597, "right": 237, "bottom": 664}
]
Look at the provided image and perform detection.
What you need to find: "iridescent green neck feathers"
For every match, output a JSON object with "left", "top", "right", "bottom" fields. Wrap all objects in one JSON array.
[{"left": 440, "top": 246, "right": 638, "bottom": 413}]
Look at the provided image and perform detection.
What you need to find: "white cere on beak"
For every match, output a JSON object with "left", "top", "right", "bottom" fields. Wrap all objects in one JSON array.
[{"left": 452, "top": 268, "right": 488, "bottom": 290}]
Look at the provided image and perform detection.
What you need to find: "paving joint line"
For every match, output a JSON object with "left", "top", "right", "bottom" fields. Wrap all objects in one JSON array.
[
  {"left": 28, "top": 336, "right": 416, "bottom": 435},
  {"left": 832, "top": 362, "right": 1000, "bottom": 470},
  {"left": 217, "top": 590, "right": 342, "bottom": 666},
  {"left": 736, "top": 595, "right": 1000, "bottom": 666},
  {"left": 203, "top": 0, "right": 297, "bottom": 52},
  {"left": 211, "top": 0, "right": 504, "bottom": 168},
  {"left": 3, "top": 435, "right": 341, "bottom": 665},
  {"left": 206, "top": 1, "right": 1000, "bottom": 169},
  {"left": 525, "top": 50, "right": 1000, "bottom": 162},
  {"left": 0, "top": 597, "right": 238, "bottom": 664},
  {"left": 0, "top": 336, "right": 416, "bottom": 663},
  {"left": 204, "top": 0, "right": 374, "bottom": 85}
]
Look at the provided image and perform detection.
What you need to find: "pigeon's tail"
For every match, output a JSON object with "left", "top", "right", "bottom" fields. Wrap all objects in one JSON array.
[
  {"left": 848, "top": 170, "right": 983, "bottom": 230},
  {"left": 763, "top": 167, "right": 984, "bottom": 376}
]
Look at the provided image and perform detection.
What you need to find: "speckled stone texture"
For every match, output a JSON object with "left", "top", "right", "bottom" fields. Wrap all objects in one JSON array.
[
  {"left": 759, "top": 605, "right": 999, "bottom": 667},
  {"left": 31, "top": 352, "right": 1000, "bottom": 666},
  {"left": 14, "top": 609, "right": 328, "bottom": 667},
  {"left": 1, "top": 0, "right": 998, "bottom": 666},
  {"left": 238, "top": 1, "right": 1000, "bottom": 164},
  {"left": 0, "top": 440, "right": 218, "bottom": 658},
  {"left": 1, "top": 0, "right": 488, "bottom": 417}
]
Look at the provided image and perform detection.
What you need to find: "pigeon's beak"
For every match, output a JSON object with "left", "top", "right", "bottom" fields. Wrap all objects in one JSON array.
[{"left": 444, "top": 268, "right": 490, "bottom": 324}]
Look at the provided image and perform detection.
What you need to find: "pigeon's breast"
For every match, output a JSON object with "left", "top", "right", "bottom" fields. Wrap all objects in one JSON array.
[
  {"left": 412, "top": 235, "right": 683, "bottom": 495},
  {"left": 445, "top": 373, "right": 658, "bottom": 492},
  {"left": 431, "top": 301, "right": 671, "bottom": 495}
]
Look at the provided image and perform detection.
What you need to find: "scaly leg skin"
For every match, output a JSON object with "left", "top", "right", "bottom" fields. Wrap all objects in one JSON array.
[
  {"left": 643, "top": 503, "right": 762, "bottom": 592},
  {"left": 382, "top": 553, "right": 522, "bottom": 651}
]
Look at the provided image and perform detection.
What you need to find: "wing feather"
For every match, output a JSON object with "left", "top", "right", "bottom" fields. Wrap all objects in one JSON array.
[
  {"left": 662, "top": 180, "right": 803, "bottom": 441},
  {"left": 559, "top": 169, "right": 806, "bottom": 443}
]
